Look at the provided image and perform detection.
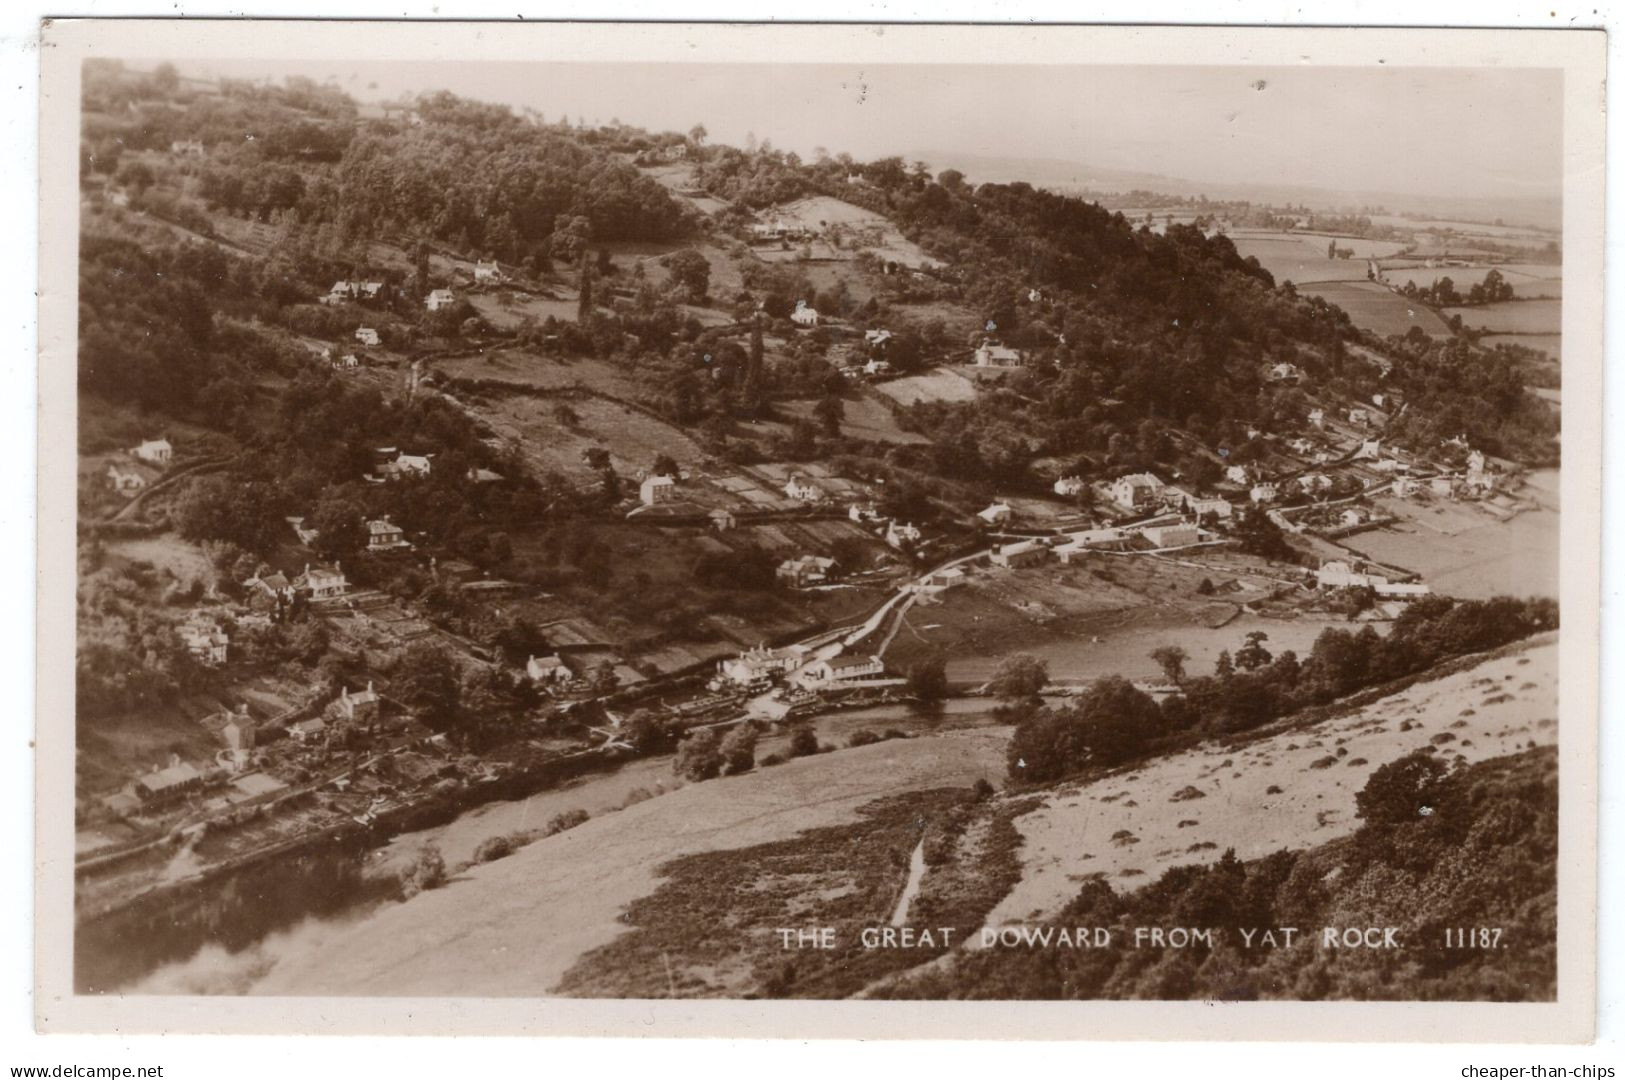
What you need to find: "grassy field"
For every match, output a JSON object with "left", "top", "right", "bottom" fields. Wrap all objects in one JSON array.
[
  {"left": 1301, "top": 281, "right": 1452, "bottom": 338},
  {"left": 1343, "top": 503, "right": 1559, "bottom": 600},
  {"left": 1379, "top": 263, "right": 1562, "bottom": 299},
  {"left": 1487, "top": 333, "right": 1562, "bottom": 360},
  {"left": 1226, "top": 231, "right": 1406, "bottom": 286},
  {"left": 468, "top": 389, "right": 708, "bottom": 484},
  {"left": 778, "top": 396, "right": 930, "bottom": 444},
  {"left": 983, "top": 637, "right": 1557, "bottom": 927},
  {"left": 432, "top": 350, "right": 646, "bottom": 399},
  {"left": 1441, "top": 299, "right": 1561, "bottom": 335},
  {"left": 766, "top": 195, "right": 941, "bottom": 271},
  {"left": 873, "top": 368, "right": 979, "bottom": 405}
]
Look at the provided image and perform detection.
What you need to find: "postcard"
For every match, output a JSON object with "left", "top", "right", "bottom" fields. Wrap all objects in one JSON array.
[{"left": 35, "top": 19, "right": 1603, "bottom": 1041}]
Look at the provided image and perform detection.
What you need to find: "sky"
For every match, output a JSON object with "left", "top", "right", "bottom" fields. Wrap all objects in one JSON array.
[{"left": 171, "top": 58, "right": 1563, "bottom": 211}]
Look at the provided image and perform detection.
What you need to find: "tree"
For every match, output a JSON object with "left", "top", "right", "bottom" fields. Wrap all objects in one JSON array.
[
  {"left": 719, "top": 724, "right": 758, "bottom": 775},
  {"left": 788, "top": 727, "right": 820, "bottom": 758},
  {"left": 989, "top": 653, "right": 1048, "bottom": 703},
  {"left": 624, "top": 709, "right": 677, "bottom": 755},
  {"left": 1214, "top": 649, "right": 1236, "bottom": 678},
  {"left": 674, "top": 728, "right": 724, "bottom": 781},
  {"left": 577, "top": 255, "right": 595, "bottom": 322},
  {"left": 665, "top": 248, "right": 711, "bottom": 301},
  {"left": 814, "top": 394, "right": 844, "bottom": 436},
  {"left": 394, "top": 641, "right": 461, "bottom": 731},
  {"left": 1234, "top": 631, "right": 1273, "bottom": 671},
  {"left": 1150, "top": 645, "right": 1189, "bottom": 684},
  {"left": 906, "top": 653, "right": 949, "bottom": 704},
  {"left": 1355, "top": 751, "right": 1449, "bottom": 827}
]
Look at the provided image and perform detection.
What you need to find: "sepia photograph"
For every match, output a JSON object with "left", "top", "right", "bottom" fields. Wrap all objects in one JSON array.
[{"left": 33, "top": 19, "right": 1605, "bottom": 1042}]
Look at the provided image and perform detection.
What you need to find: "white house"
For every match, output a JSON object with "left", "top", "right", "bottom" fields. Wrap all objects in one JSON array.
[
  {"left": 640, "top": 475, "right": 676, "bottom": 505},
  {"left": 179, "top": 622, "right": 228, "bottom": 666},
  {"left": 1430, "top": 475, "right": 1456, "bottom": 497},
  {"left": 718, "top": 644, "right": 802, "bottom": 686},
  {"left": 425, "top": 288, "right": 457, "bottom": 312},
  {"left": 106, "top": 463, "right": 150, "bottom": 496},
  {"left": 1189, "top": 497, "right": 1233, "bottom": 520},
  {"left": 377, "top": 453, "right": 432, "bottom": 481},
  {"left": 296, "top": 563, "right": 350, "bottom": 600},
  {"left": 977, "top": 502, "right": 1013, "bottom": 526},
  {"left": 885, "top": 521, "right": 921, "bottom": 549},
  {"left": 324, "top": 281, "right": 382, "bottom": 305},
  {"left": 333, "top": 682, "right": 381, "bottom": 724},
  {"left": 849, "top": 502, "right": 883, "bottom": 524},
  {"left": 170, "top": 139, "right": 206, "bottom": 157},
  {"left": 1316, "top": 559, "right": 1386, "bottom": 590},
  {"left": 973, "top": 342, "right": 1023, "bottom": 368},
  {"left": 864, "top": 329, "right": 893, "bottom": 347},
  {"left": 777, "top": 555, "right": 836, "bottom": 587},
  {"left": 1249, "top": 483, "right": 1278, "bottom": 504},
  {"left": 709, "top": 508, "right": 737, "bottom": 531},
  {"left": 1141, "top": 523, "right": 1200, "bottom": 548},
  {"left": 366, "top": 518, "right": 409, "bottom": 550},
  {"left": 287, "top": 516, "right": 320, "bottom": 546},
  {"left": 473, "top": 260, "right": 503, "bottom": 284},
  {"left": 355, "top": 327, "right": 381, "bottom": 347},
  {"left": 803, "top": 654, "right": 884, "bottom": 683},
  {"left": 1338, "top": 508, "right": 1366, "bottom": 528},
  {"left": 1053, "top": 476, "right": 1087, "bottom": 497},
  {"left": 990, "top": 539, "right": 1049, "bottom": 568},
  {"left": 526, "top": 654, "right": 574, "bottom": 685},
  {"left": 1110, "top": 473, "right": 1163, "bottom": 510},
  {"left": 1308, "top": 408, "right": 1326, "bottom": 428},
  {"left": 132, "top": 438, "right": 173, "bottom": 466},
  {"left": 791, "top": 300, "right": 819, "bottom": 327},
  {"left": 1392, "top": 476, "right": 1420, "bottom": 498},
  {"left": 783, "top": 475, "right": 824, "bottom": 502},
  {"left": 1225, "top": 464, "right": 1250, "bottom": 486},
  {"left": 1268, "top": 362, "right": 1303, "bottom": 383},
  {"left": 916, "top": 567, "right": 966, "bottom": 592},
  {"left": 862, "top": 359, "right": 892, "bottom": 377},
  {"left": 1355, "top": 438, "right": 1383, "bottom": 461},
  {"left": 1347, "top": 408, "right": 1370, "bottom": 426}
]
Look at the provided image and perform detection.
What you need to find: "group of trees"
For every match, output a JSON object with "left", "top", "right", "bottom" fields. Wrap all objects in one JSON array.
[
  {"left": 1005, "top": 595, "right": 1557, "bottom": 784},
  {"left": 1396, "top": 268, "right": 1516, "bottom": 309}
]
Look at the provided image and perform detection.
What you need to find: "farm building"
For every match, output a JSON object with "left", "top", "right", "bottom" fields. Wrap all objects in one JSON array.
[
  {"left": 916, "top": 567, "right": 966, "bottom": 592},
  {"left": 1317, "top": 560, "right": 1386, "bottom": 590}
]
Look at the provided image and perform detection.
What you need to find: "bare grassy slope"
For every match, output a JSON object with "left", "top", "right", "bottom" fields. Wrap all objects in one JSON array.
[{"left": 251, "top": 728, "right": 1007, "bottom": 996}]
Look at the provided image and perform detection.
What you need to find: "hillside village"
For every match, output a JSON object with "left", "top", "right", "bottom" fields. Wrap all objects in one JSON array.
[{"left": 73, "top": 63, "right": 1561, "bottom": 939}]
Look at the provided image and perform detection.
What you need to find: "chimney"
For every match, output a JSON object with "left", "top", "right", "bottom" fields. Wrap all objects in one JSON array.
[{"left": 367, "top": 680, "right": 374, "bottom": 693}]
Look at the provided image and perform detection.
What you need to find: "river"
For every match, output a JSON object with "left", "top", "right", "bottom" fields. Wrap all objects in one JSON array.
[{"left": 108, "top": 696, "right": 1001, "bottom": 993}]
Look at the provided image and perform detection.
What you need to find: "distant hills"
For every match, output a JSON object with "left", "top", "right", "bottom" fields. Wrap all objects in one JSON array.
[{"left": 912, "top": 149, "right": 1562, "bottom": 232}]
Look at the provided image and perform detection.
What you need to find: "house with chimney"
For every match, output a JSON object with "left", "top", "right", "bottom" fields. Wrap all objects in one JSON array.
[
  {"left": 366, "top": 518, "right": 409, "bottom": 551},
  {"left": 178, "top": 620, "right": 229, "bottom": 666},
  {"left": 1110, "top": 473, "right": 1164, "bottom": 510},
  {"left": 639, "top": 474, "right": 676, "bottom": 505},
  {"left": 1053, "top": 476, "right": 1087, "bottom": 497},
  {"left": 295, "top": 563, "right": 349, "bottom": 600},
  {"left": 802, "top": 654, "right": 885, "bottom": 684},
  {"left": 526, "top": 654, "right": 574, "bottom": 686},
  {"left": 783, "top": 474, "right": 824, "bottom": 502},
  {"left": 333, "top": 682, "right": 381, "bottom": 725},
  {"left": 355, "top": 327, "right": 381, "bottom": 347},
  {"left": 973, "top": 341, "right": 1023, "bottom": 368},
  {"left": 473, "top": 260, "right": 504, "bottom": 284},
  {"left": 791, "top": 300, "right": 820, "bottom": 327}
]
